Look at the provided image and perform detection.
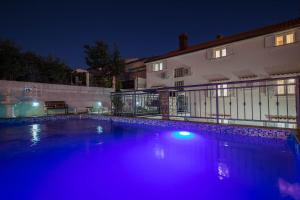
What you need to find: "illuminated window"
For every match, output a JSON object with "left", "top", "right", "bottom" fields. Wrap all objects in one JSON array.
[
  {"left": 153, "top": 62, "right": 163, "bottom": 71},
  {"left": 215, "top": 50, "right": 221, "bottom": 58},
  {"left": 275, "top": 33, "right": 295, "bottom": 46},
  {"left": 222, "top": 48, "right": 227, "bottom": 57},
  {"left": 159, "top": 62, "right": 163, "bottom": 70},
  {"left": 286, "top": 33, "right": 295, "bottom": 44},
  {"left": 287, "top": 79, "right": 295, "bottom": 94},
  {"left": 217, "top": 84, "right": 228, "bottom": 97},
  {"left": 277, "top": 80, "right": 285, "bottom": 95},
  {"left": 214, "top": 47, "right": 227, "bottom": 58},
  {"left": 277, "top": 79, "right": 295, "bottom": 95},
  {"left": 275, "top": 36, "right": 284, "bottom": 46}
]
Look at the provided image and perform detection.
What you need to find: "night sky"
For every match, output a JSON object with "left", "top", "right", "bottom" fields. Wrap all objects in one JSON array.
[{"left": 0, "top": 0, "right": 299, "bottom": 68}]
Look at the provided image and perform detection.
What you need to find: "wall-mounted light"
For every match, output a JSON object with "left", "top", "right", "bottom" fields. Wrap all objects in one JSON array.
[
  {"left": 97, "top": 102, "right": 102, "bottom": 107},
  {"left": 32, "top": 101, "right": 39, "bottom": 107}
]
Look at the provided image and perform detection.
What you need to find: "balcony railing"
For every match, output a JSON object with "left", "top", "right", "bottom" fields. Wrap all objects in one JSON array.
[{"left": 111, "top": 76, "right": 300, "bottom": 129}]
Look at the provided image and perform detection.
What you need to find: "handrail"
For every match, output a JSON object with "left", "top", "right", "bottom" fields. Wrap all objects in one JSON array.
[{"left": 111, "top": 75, "right": 300, "bottom": 94}]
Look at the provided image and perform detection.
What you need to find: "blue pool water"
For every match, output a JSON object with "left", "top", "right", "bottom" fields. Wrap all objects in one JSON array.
[{"left": 0, "top": 119, "right": 300, "bottom": 200}]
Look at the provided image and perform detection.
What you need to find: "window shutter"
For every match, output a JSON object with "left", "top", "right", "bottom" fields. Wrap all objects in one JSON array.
[
  {"left": 296, "top": 28, "right": 300, "bottom": 42},
  {"left": 163, "top": 60, "right": 167, "bottom": 70},
  {"left": 206, "top": 49, "right": 213, "bottom": 59},
  {"left": 226, "top": 46, "right": 234, "bottom": 56},
  {"left": 184, "top": 67, "right": 191, "bottom": 76},
  {"left": 149, "top": 64, "right": 154, "bottom": 72},
  {"left": 265, "top": 35, "right": 275, "bottom": 48}
]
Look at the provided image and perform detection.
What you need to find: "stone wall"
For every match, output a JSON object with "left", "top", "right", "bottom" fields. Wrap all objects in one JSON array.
[{"left": 0, "top": 80, "right": 113, "bottom": 118}]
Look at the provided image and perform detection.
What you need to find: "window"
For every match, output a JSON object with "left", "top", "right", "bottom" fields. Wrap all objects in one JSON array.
[
  {"left": 215, "top": 50, "right": 221, "bottom": 58},
  {"left": 214, "top": 47, "right": 227, "bottom": 58},
  {"left": 222, "top": 48, "right": 227, "bottom": 57},
  {"left": 275, "top": 32, "right": 295, "bottom": 46},
  {"left": 277, "top": 80, "right": 285, "bottom": 95},
  {"left": 276, "top": 79, "right": 295, "bottom": 95},
  {"left": 287, "top": 79, "right": 295, "bottom": 94},
  {"left": 286, "top": 33, "right": 295, "bottom": 44},
  {"left": 174, "top": 68, "right": 184, "bottom": 78},
  {"left": 153, "top": 62, "right": 163, "bottom": 71},
  {"left": 177, "top": 95, "right": 188, "bottom": 112},
  {"left": 275, "top": 35, "right": 284, "bottom": 46},
  {"left": 174, "top": 67, "right": 191, "bottom": 78},
  {"left": 175, "top": 80, "right": 184, "bottom": 87},
  {"left": 217, "top": 84, "right": 228, "bottom": 97}
]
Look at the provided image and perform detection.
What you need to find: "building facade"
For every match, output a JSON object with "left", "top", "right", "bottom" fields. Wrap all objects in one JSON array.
[
  {"left": 132, "top": 18, "right": 300, "bottom": 128},
  {"left": 146, "top": 18, "right": 300, "bottom": 88},
  {"left": 121, "top": 58, "right": 149, "bottom": 90}
]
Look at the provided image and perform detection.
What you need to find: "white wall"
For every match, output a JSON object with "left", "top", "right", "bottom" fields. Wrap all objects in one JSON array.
[
  {"left": 145, "top": 27, "right": 300, "bottom": 127},
  {"left": 146, "top": 27, "right": 300, "bottom": 88},
  {"left": 0, "top": 80, "right": 113, "bottom": 117}
]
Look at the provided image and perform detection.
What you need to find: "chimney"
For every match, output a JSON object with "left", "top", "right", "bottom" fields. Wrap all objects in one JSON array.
[
  {"left": 216, "top": 34, "right": 223, "bottom": 39},
  {"left": 179, "top": 33, "right": 188, "bottom": 50}
]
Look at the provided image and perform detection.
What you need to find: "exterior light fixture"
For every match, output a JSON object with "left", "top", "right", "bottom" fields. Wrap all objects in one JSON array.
[
  {"left": 32, "top": 101, "right": 39, "bottom": 107},
  {"left": 172, "top": 131, "right": 195, "bottom": 140}
]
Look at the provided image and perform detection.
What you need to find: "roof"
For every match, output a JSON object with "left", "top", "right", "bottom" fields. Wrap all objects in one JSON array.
[
  {"left": 125, "top": 56, "right": 158, "bottom": 65},
  {"left": 72, "top": 68, "right": 88, "bottom": 73},
  {"left": 146, "top": 17, "right": 300, "bottom": 63}
]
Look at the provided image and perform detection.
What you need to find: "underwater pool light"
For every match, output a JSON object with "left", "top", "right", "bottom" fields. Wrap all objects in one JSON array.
[
  {"left": 172, "top": 131, "right": 195, "bottom": 140},
  {"left": 179, "top": 131, "right": 191, "bottom": 136}
]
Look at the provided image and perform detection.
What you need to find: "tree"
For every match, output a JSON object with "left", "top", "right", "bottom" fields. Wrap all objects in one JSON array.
[
  {"left": 84, "top": 41, "right": 125, "bottom": 89},
  {"left": 0, "top": 39, "right": 24, "bottom": 80},
  {"left": 0, "top": 39, "right": 72, "bottom": 84},
  {"left": 111, "top": 44, "right": 125, "bottom": 91},
  {"left": 21, "top": 52, "right": 43, "bottom": 82},
  {"left": 41, "top": 56, "right": 71, "bottom": 84}
]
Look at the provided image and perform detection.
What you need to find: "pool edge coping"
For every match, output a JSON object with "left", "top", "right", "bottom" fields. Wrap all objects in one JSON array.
[{"left": 0, "top": 114, "right": 297, "bottom": 142}]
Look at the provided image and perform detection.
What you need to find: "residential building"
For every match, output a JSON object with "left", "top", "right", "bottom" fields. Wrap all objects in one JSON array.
[
  {"left": 146, "top": 18, "right": 300, "bottom": 88},
  {"left": 121, "top": 58, "right": 150, "bottom": 90},
  {"left": 142, "top": 18, "right": 300, "bottom": 128}
]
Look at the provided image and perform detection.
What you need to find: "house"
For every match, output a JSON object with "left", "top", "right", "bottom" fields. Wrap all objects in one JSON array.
[
  {"left": 139, "top": 18, "right": 300, "bottom": 128},
  {"left": 120, "top": 58, "right": 147, "bottom": 90},
  {"left": 145, "top": 18, "right": 300, "bottom": 88},
  {"left": 121, "top": 57, "right": 160, "bottom": 90},
  {"left": 71, "top": 69, "right": 90, "bottom": 86}
]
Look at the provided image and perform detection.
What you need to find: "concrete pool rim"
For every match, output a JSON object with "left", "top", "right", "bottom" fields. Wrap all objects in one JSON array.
[{"left": 0, "top": 114, "right": 298, "bottom": 142}]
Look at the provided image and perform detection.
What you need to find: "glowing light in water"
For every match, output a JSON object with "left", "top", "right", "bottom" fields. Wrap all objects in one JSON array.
[
  {"left": 154, "top": 145, "right": 165, "bottom": 159},
  {"left": 218, "top": 162, "right": 230, "bottom": 180},
  {"left": 97, "top": 126, "right": 103, "bottom": 134},
  {"left": 32, "top": 101, "right": 39, "bottom": 107},
  {"left": 172, "top": 131, "right": 195, "bottom": 140},
  {"left": 31, "top": 124, "right": 40, "bottom": 146}
]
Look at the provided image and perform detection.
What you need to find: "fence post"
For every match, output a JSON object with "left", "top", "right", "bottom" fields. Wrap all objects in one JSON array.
[
  {"left": 133, "top": 90, "right": 137, "bottom": 117},
  {"left": 216, "top": 84, "right": 220, "bottom": 124},
  {"left": 296, "top": 77, "right": 300, "bottom": 131},
  {"left": 159, "top": 90, "right": 169, "bottom": 120},
  {"left": 110, "top": 93, "right": 113, "bottom": 115}
]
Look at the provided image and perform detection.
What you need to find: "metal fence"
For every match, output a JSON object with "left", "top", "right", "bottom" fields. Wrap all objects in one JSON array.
[{"left": 111, "top": 76, "right": 300, "bottom": 129}]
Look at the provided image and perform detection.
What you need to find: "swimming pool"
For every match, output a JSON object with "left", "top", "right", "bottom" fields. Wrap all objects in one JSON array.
[{"left": 0, "top": 116, "right": 299, "bottom": 200}]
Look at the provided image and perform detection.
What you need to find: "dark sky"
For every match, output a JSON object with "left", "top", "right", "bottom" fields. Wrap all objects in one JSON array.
[{"left": 0, "top": 0, "right": 299, "bottom": 68}]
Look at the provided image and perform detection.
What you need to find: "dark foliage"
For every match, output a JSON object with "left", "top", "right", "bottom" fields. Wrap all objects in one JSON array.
[
  {"left": 84, "top": 41, "right": 125, "bottom": 90},
  {"left": 0, "top": 39, "right": 71, "bottom": 84}
]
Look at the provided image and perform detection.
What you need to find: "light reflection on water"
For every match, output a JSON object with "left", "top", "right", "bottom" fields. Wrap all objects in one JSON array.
[{"left": 30, "top": 124, "right": 40, "bottom": 146}]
